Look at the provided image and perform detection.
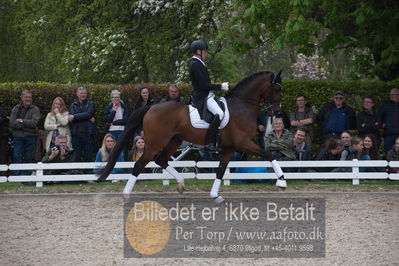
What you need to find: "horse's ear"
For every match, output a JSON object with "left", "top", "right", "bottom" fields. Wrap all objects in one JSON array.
[{"left": 272, "top": 70, "right": 283, "bottom": 84}]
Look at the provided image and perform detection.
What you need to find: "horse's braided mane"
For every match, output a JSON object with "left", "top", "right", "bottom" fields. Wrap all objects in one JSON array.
[{"left": 226, "top": 71, "right": 272, "bottom": 96}]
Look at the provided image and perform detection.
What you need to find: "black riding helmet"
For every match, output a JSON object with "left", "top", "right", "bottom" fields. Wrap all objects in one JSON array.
[{"left": 191, "top": 40, "right": 208, "bottom": 54}]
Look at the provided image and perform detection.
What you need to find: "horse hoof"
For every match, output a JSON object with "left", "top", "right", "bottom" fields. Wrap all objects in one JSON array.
[
  {"left": 177, "top": 182, "right": 185, "bottom": 194},
  {"left": 213, "top": 196, "right": 225, "bottom": 204},
  {"left": 276, "top": 179, "right": 287, "bottom": 188}
]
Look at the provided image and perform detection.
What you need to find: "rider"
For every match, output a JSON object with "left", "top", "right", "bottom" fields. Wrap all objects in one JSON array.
[{"left": 188, "top": 40, "right": 229, "bottom": 152}]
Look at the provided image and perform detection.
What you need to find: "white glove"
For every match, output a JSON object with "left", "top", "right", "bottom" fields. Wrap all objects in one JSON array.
[{"left": 221, "top": 82, "right": 229, "bottom": 91}]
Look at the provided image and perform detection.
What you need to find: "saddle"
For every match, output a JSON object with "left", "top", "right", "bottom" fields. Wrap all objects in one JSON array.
[{"left": 188, "top": 97, "right": 230, "bottom": 129}]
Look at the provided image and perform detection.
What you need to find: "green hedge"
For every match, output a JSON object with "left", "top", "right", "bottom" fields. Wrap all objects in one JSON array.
[{"left": 1, "top": 79, "right": 398, "bottom": 133}]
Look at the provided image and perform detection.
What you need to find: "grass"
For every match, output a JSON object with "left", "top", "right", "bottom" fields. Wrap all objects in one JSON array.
[{"left": 0, "top": 179, "right": 398, "bottom": 193}]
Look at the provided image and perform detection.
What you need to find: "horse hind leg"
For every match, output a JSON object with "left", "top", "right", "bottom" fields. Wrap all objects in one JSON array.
[
  {"left": 154, "top": 135, "right": 185, "bottom": 194},
  {"left": 210, "top": 149, "right": 234, "bottom": 204}
]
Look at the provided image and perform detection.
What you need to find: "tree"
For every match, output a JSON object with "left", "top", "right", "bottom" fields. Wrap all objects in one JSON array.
[{"left": 229, "top": 0, "right": 399, "bottom": 81}]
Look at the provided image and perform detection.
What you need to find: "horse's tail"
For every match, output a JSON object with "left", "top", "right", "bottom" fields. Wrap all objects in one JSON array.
[{"left": 97, "top": 105, "right": 152, "bottom": 181}]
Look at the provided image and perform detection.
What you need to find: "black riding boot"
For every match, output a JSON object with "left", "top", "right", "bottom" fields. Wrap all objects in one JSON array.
[{"left": 204, "top": 115, "right": 222, "bottom": 153}]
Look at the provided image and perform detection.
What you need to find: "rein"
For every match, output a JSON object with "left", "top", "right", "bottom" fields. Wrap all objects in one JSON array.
[{"left": 229, "top": 82, "right": 282, "bottom": 107}]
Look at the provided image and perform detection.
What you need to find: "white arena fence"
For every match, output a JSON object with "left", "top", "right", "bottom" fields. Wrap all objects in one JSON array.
[{"left": 0, "top": 160, "right": 398, "bottom": 188}]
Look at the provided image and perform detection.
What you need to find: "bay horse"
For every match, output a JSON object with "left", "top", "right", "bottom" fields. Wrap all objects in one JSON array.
[{"left": 98, "top": 71, "right": 287, "bottom": 203}]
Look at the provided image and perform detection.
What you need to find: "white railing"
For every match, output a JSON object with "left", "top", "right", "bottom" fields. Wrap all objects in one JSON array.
[{"left": 1, "top": 160, "right": 398, "bottom": 187}]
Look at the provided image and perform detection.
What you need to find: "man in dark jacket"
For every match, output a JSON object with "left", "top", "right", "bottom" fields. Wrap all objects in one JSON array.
[
  {"left": 316, "top": 90, "right": 356, "bottom": 142},
  {"left": 356, "top": 96, "right": 381, "bottom": 147},
  {"left": 0, "top": 106, "right": 9, "bottom": 169},
  {"left": 68, "top": 87, "right": 97, "bottom": 162},
  {"left": 380, "top": 88, "right": 399, "bottom": 153},
  {"left": 10, "top": 90, "right": 40, "bottom": 175},
  {"left": 188, "top": 40, "right": 229, "bottom": 152},
  {"left": 160, "top": 84, "right": 188, "bottom": 104}
]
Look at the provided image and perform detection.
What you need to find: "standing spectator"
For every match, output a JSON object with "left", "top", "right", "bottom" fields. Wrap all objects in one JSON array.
[
  {"left": 94, "top": 134, "right": 124, "bottom": 174},
  {"left": 133, "top": 86, "right": 156, "bottom": 110},
  {"left": 264, "top": 118, "right": 295, "bottom": 161},
  {"left": 357, "top": 96, "right": 381, "bottom": 147},
  {"left": 133, "top": 86, "right": 156, "bottom": 136},
  {"left": 44, "top": 97, "right": 71, "bottom": 152},
  {"left": 128, "top": 136, "right": 145, "bottom": 162},
  {"left": 68, "top": 87, "right": 97, "bottom": 162},
  {"left": 290, "top": 94, "right": 314, "bottom": 144},
  {"left": 257, "top": 103, "right": 290, "bottom": 149},
  {"left": 160, "top": 84, "right": 188, "bottom": 104},
  {"left": 0, "top": 106, "right": 9, "bottom": 169},
  {"left": 380, "top": 88, "right": 399, "bottom": 153},
  {"left": 104, "top": 90, "right": 128, "bottom": 142},
  {"left": 314, "top": 138, "right": 344, "bottom": 172},
  {"left": 10, "top": 90, "right": 40, "bottom": 175},
  {"left": 386, "top": 137, "right": 399, "bottom": 173},
  {"left": 316, "top": 90, "right": 356, "bottom": 142}
]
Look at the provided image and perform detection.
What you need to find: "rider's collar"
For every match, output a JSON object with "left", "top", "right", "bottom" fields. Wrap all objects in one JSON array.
[{"left": 192, "top": 56, "right": 205, "bottom": 66}]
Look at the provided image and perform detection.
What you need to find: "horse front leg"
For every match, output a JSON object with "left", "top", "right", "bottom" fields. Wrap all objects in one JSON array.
[
  {"left": 211, "top": 149, "right": 234, "bottom": 204},
  {"left": 239, "top": 140, "right": 287, "bottom": 189}
]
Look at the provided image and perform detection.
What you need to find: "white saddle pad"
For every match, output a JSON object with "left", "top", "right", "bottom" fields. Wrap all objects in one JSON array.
[{"left": 189, "top": 97, "right": 230, "bottom": 129}]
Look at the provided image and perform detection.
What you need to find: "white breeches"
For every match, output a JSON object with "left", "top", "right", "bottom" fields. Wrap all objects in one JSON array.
[{"left": 206, "top": 92, "right": 224, "bottom": 118}]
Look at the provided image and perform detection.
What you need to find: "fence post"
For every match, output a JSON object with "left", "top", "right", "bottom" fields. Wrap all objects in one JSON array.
[
  {"left": 36, "top": 162, "right": 43, "bottom": 188},
  {"left": 352, "top": 159, "right": 359, "bottom": 185},
  {"left": 223, "top": 167, "right": 230, "bottom": 186}
]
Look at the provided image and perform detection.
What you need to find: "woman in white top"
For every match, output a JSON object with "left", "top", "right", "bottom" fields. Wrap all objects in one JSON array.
[{"left": 44, "top": 97, "right": 72, "bottom": 151}]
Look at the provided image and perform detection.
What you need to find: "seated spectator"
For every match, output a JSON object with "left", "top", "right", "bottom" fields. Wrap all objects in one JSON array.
[
  {"left": 380, "top": 88, "right": 399, "bottom": 153},
  {"left": 264, "top": 118, "right": 295, "bottom": 161},
  {"left": 357, "top": 96, "right": 381, "bottom": 147},
  {"left": 290, "top": 128, "right": 313, "bottom": 172},
  {"left": 42, "top": 135, "right": 75, "bottom": 175},
  {"left": 128, "top": 136, "right": 145, "bottom": 162},
  {"left": 362, "top": 134, "right": 384, "bottom": 172},
  {"left": 315, "top": 138, "right": 344, "bottom": 172},
  {"left": 290, "top": 94, "right": 314, "bottom": 144},
  {"left": 44, "top": 97, "right": 71, "bottom": 152},
  {"left": 341, "top": 130, "right": 352, "bottom": 153},
  {"left": 257, "top": 102, "right": 290, "bottom": 149},
  {"left": 386, "top": 137, "right": 399, "bottom": 173},
  {"left": 104, "top": 90, "right": 128, "bottom": 142},
  {"left": 10, "top": 90, "right": 40, "bottom": 175},
  {"left": 334, "top": 137, "right": 368, "bottom": 172},
  {"left": 94, "top": 134, "right": 124, "bottom": 174},
  {"left": 316, "top": 90, "right": 356, "bottom": 142},
  {"left": 133, "top": 86, "right": 156, "bottom": 136},
  {"left": 160, "top": 84, "right": 188, "bottom": 104}
]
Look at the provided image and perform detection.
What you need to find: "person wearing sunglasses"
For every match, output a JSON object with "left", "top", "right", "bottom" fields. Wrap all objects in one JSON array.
[{"left": 316, "top": 90, "right": 356, "bottom": 142}]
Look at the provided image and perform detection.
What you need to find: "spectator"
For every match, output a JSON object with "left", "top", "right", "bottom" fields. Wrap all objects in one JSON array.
[
  {"left": 386, "top": 137, "right": 399, "bottom": 173},
  {"left": 316, "top": 90, "right": 356, "bottom": 142},
  {"left": 257, "top": 103, "right": 290, "bottom": 149},
  {"left": 10, "top": 90, "right": 40, "bottom": 175},
  {"left": 290, "top": 95, "right": 314, "bottom": 144},
  {"left": 128, "top": 136, "right": 145, "bottom": 162},
  {"left": 335, "top": 137, "right": 368, "bottom": 172},
  {"left": 42, "top": 135, "right": 75, "bottom": 176},
  {"left": 290, "top": 128, "right": 313, "bottom": 173},
  {"left": 315, "top": 138, "right": 344, "bottom": 172},
  {"left": 94, "top": 134, "right": 124, "bottom": 174},
  {"left": 133, "top": 86, "right": 156, "bottom": 110},
  {"left": 68, "top": 87, "right": 98, "bottom": 162},
  {"left": 380, "top": 88, "right": 399, "bottom": 153},
  {"left": 362, "top": 134, "right": 384, "bottom": 172},
  {"left": 104, "top": 89, "right": 128, "bottom": 141},
  {"left": 133, "top": 86, "right": 156, "bottom": 136},
  {"left": 264, "top": 118, "right": 295, "bottom": 161},
  {"left": 0, "top": 106, "right": 9, "bottom": 169},
  {"left": 341, "top": 131, "right": 352, "bottom": 153},
  {"left": 357, "top": 96, "right": 381, "bottom": 147},
  {"left": 160, "top": 84, "right": 188, "bottom": 104},
  {"left": 44, "top": 97, "right": 71, "bottom": 152}
]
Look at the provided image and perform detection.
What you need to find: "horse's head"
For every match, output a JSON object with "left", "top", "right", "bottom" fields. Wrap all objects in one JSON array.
[{"left": 260, "top": 70, "right": 283, "bottom": 105}]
